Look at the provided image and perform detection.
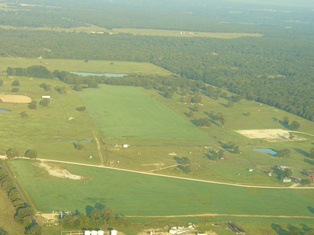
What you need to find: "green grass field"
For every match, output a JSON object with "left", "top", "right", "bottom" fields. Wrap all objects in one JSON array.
[
  {"left": 77, "top": 85, "right": 210, "bottom": 140},
  {"left": 0, "top": 57, "right": 171, "bottom": 76},
  {"left": 0, "top": 75, "right": 100, "bottom": 164},
  {"left": 9, "top": 159, "right": 314, "bottom": 218},
  {"left": 1, "top": 57, "right": 314, "bottom": 234}
]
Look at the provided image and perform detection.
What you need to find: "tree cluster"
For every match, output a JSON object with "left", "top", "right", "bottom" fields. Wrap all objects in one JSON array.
[
  {"left": 61, "top": 204, "right": 126, "bottom": 229},
  {"left": 7, "top": 65, "right": 53, "bottom": 79},
  {"left": 193, "top": 118, "right": 211, "bottom": 127},
  {"left": 0, "top": 165, "right": 42, "bottom": 235}
]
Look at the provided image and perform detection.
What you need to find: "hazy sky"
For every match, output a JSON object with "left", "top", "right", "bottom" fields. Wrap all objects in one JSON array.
[{"left": 229, "top": 0, "right": 314, "bottom": 7}]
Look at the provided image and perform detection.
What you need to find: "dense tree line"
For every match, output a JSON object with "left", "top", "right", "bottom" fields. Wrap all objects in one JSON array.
[
  {"left": 0, "top": 164, "right": 42, "bottom": 235},
  {"left": 0, "top": 12, "right": 313, "bottom": 121}
]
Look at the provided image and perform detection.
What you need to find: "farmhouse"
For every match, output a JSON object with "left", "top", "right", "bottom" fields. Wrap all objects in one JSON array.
[
  {"left": 304, "top": 172, "right": 314, "bottom": 179},
  {"left": 42, "top": 95, "right": 51, "bottom": 99}
]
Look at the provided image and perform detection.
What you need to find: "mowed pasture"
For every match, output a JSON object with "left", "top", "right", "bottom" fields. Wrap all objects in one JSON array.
[
  {"left": 9, "top": 159, "right": 314, "bottom": 218},
  {"left": 77, "top": 85, "right": 210, "bottom": 141},
  {"left": 0, "top": 57, "right": 172, "bottom": 76}
]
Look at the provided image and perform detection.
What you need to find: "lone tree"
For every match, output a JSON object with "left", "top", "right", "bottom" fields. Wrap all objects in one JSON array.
[
  {"left": 310, "top": 148, "right": 314, "bottom": 159},
  {"left": 20, "top": 111, "right": 28, "bottom": 118},
  {"left": 283, "top": 116, "right": 289, "bottom": 125},
  {"left": 76, "top": 106, "right": 86, "bottom": 112},
  {"left": 11, "top": 87, "right": 19, "bottom": 93},
  {"left": 28, "top": 101, "right": 37, "bottom": 110},
  {"left": 11, "top": 79, "right": 20, "bottom": 86},
  {"left": 290, "top": 121, "right": 300, "bottom": 130},
  {"left": 6, "top": 148, "right": 19, "bottom": 158},
  {"left": 25, "top": 150, "right": 38, "bottom": 159},
  {"left": 281, "top": 168, "right": 293, "bottom": 178},
  {"left": 74, "top": 143, "right": 84, "bottom": 151},
  {"left": 39, "top": 98, "right": 50, "bottom": 107},
  {"left": 276, "top": 149, "right": 290, "bottom": 158}
]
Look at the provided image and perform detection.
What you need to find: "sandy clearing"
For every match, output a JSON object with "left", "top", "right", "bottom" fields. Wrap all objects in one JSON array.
[
  {"left": 38, "top": 161, "right": 83, "bottom": 180},
  {"left": 0, "top": 155, "right": 7, "bottom": 160},
  {"left": 0, "top": 94, "right": 32, "bottom": 103},
  {"left": 236, "top": 129, "right": 306, "bottom": 141}
]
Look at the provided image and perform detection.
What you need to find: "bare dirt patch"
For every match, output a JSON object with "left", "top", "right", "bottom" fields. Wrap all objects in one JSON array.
[
  {"left": 0, "top": 94, "right": 32, "bottom": 103},
  {"left": 236, "top": 129, "right": 306, "bottom": 141},
  {"left": 0, "top": 155, "right": 7, "bottom": 160},
  {"left": 38, "top": 161, "right": 83, "bottom": 180}
]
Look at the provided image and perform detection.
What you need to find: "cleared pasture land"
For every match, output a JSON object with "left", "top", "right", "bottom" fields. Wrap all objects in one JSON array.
[
  {"left": 0, "top": 25, "right": 263, "bottom": 39},
  {"left": 0, "top": 189, "right": 25, "bottom": 234},
  {"left": 109, "top": 28, "right": 263, "bottom": 39},
  {"left": 9, "top": 159, "right": 314, "bottom": 218},
  {"left": 0, "top": 76, "right": 100, "bottom": 164},
  {"left": 0, "top": 57, "right": 171, "bottom": 76},
  {"left": 77, "top": 85, "right": 210, "bottom": 141}
]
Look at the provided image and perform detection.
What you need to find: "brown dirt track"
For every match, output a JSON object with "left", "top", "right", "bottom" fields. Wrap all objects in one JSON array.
[{"left": 0, "top": 94, "right": 32, "bottom": 103}]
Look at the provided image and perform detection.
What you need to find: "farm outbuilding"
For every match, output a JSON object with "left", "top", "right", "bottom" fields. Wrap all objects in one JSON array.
[
  {"left": 304, "top": 172, "right": 314, "bottom": 179},
  {"left": 282, "top": 177, "right": 292, "bottom": 183}
]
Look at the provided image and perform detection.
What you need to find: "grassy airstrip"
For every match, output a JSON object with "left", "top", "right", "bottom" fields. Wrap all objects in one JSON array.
[
  {"left": 9, "top": 159, "right": 314, "bottom": 216},
  {"left": 77, "top": 85, "right": 210, "bottom": 140}
]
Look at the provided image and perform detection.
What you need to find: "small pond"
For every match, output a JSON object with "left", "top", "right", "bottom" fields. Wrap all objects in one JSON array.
[
  {"left": 0, "top": 108, "right": 10, "bottom": 113},
  {"left": 70, "top": 72, "right": 127, "bottom": 77},
  {"left": 252, "top": 148, "right": 277, "bottom": 155}
]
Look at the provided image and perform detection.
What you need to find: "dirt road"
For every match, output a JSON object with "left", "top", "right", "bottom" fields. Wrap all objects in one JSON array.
[{"left": 36, "top": 158, "right": 314, "bottom": 190}]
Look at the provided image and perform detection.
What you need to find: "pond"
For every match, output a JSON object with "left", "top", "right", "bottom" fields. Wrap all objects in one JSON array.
[
  {"left": 70, "top": 72, "right": 127, "bottom": 77},
  {"left": 0, "top": 108, "right": 10, "bottom": 113},
  {"left": 252, "top": 148, "right": 277, "bottom": 155}
]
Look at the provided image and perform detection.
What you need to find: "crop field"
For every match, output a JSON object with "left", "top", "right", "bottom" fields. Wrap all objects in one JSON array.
[
  {"left": 9, "top": 159, "right": 314, "bottom": 218},
  {"left": 0, "top": 57, "right": 171, "bottom": 76}
]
